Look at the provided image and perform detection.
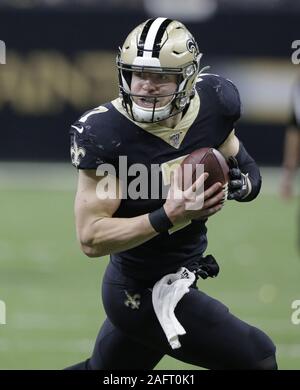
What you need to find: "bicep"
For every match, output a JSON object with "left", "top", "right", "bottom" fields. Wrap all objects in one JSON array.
[{"left": 75, "top": 169, "right": 121, "bottom": 234}]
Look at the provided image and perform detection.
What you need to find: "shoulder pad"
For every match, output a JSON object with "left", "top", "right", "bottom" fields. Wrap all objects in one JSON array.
[
  {"left": 197, "top": 73, "right": 241, "bottom": 120},
  {"left": 73, "top": 104, "right": 110, "bottom": 129}
]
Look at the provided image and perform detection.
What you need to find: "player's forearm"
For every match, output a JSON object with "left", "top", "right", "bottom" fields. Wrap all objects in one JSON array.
[
  {"left": 235, "top": 142, "right": 262, "bottom": 202},
  {"left": 282, "top": 127, "right": 300, "bottom": 172},
  {"left": 79, "top": 214, "right": 158, "bottom": 257}
]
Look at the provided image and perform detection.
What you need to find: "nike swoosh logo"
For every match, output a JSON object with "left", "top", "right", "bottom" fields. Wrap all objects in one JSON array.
[{"left": 71, "top": 125, "right": 84, "bottom": 134}]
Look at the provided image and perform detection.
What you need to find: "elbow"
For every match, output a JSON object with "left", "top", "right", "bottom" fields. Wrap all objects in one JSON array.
[
  {"left": 78, "top": 230, "right": 106, "bottom": 258},
  {"left": 80, "top": 243, "right": 103, "bottom": 258}
]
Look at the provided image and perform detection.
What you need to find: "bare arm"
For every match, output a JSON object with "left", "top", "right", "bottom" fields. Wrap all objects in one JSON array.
[
  {"left": 75, "top": 170, "right": 158, "bottom": 257},
  {"left": 282, "top": 127, "right": 300, "bottom": 171},
  {"left": 75, "top": 168, "right": 224, "bottom": 258}
]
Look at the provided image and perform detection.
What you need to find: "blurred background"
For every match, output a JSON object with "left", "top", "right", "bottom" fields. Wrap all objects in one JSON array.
[{"left": 0, "top": 0, "right": 299, "bottom": 370}]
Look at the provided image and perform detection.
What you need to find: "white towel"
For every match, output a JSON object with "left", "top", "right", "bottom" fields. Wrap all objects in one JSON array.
[{"left": 152, "top": 267, "right": 196, "bottom": 349}]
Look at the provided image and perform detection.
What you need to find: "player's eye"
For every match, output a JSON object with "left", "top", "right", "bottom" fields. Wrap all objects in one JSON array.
[{"left": 158, "top": 74, "right": 177, "bottom": 83}]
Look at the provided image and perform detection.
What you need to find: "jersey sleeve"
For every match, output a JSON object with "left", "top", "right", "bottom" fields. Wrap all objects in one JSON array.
[
  {"left": 198, "top": 74, "right": 242, "bottom": 146},
  {"left": 202, "top": 74, "right": 241, "bottom": 123},
  {"left": 215, "top": 76, "right": 241, "bottom": 122},
  {"left": 69, "top": 108, "right": 111, "bottom": 170}
]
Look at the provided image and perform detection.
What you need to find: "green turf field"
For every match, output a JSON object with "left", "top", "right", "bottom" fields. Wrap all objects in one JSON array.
[{"left": 0, "top": 164, "right": 299, "bottom": 369}]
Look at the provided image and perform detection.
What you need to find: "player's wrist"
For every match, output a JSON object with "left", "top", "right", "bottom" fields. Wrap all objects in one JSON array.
[
  {"left": 240, "top": 173, "right": 251, "bottom": 199},
  {"left": 148, "top": 206, "right": 174, "bottom": 233}
]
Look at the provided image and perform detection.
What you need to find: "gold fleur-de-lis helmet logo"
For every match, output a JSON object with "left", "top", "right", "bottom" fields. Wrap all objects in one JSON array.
[{"left": 70, "top": 138, "right": 86, "bottom": 168}]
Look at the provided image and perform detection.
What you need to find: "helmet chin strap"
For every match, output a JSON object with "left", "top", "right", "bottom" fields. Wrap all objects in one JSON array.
[{"left": 131, "top": 99, "right": 174, "bottom": 123}]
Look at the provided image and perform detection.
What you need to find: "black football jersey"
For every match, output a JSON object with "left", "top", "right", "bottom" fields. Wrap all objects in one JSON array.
[{"left": 70, "top": 74, "right": 241, "bottom": 280}]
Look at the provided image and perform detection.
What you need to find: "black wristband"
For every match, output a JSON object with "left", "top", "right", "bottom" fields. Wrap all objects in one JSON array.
[{"left": 148, "top": 207, "right": 173, "bottom": 233}]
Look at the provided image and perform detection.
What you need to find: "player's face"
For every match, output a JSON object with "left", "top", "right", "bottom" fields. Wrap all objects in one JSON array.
[{"left": 131, "top": 72, "right": 178, "bottom": 108}]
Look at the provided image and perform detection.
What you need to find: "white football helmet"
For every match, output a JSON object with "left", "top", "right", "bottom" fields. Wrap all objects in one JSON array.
[{"left": 116, "top": 17, "right": 202, "bottom": 123}]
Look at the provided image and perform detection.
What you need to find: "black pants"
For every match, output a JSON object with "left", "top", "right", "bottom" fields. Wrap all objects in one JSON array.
[{"left": 70, "top": 262, "right": 277, "bottom": 370}]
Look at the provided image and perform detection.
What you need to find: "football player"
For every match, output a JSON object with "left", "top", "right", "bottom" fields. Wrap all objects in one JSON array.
[
  {"left": 66, "top": 18, "right": 277, "bottom": 370},
  {"left": 280, "top": 79, "right": 300, "bottom": 252},
  {"left": 280, "top": 79, "right": 300, "bottom": 200}
]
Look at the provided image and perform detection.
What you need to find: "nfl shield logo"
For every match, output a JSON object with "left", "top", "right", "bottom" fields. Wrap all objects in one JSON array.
[{"left": 169, "top": 132, "right": 181, "bottom": 148}]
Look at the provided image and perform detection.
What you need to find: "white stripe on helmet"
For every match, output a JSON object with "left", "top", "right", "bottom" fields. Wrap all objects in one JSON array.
[{"left": 143, "top": 17, "right": 167, "bottom": 58}]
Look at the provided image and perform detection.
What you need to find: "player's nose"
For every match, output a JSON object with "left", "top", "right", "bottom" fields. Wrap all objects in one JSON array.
[{"left": 141, "top": 78, "right": 157, "bottom": 92}]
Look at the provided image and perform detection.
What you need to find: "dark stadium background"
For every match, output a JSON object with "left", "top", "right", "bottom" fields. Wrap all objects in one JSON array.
[
  {"left": 0, "top": 3, "right": 299, "bottom": 164},
  {"left": 0, "top": 0, "right": 299, "bottom": 370}
]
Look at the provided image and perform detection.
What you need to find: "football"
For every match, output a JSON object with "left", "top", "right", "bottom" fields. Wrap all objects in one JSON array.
[{"left": 180, "top": 147, "right": 229, "bottom": 192}]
